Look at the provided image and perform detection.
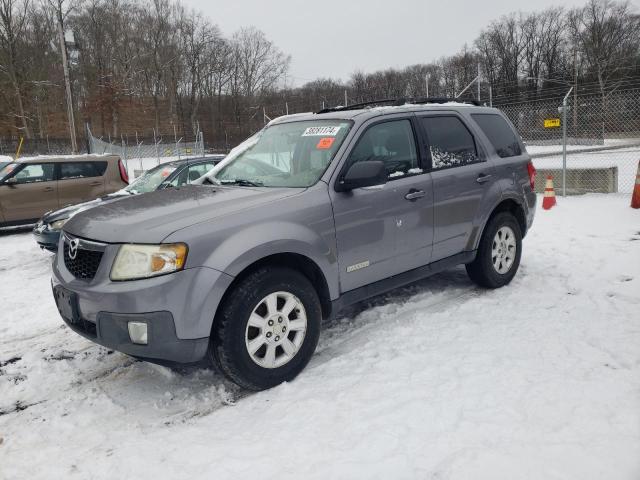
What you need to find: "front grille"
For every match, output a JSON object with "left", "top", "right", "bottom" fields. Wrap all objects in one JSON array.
[{"left": 63, "top": 242, "right": 103, "bottom": 280}]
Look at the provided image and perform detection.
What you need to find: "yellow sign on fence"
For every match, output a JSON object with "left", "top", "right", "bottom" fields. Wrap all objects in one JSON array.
[{"left": 544, "top": 118, "right": 561, "bottom": 128}]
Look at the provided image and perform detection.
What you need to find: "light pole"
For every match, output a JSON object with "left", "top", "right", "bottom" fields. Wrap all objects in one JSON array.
[{"left": 55, "top": 11, "right": 77, "bottom": 153}]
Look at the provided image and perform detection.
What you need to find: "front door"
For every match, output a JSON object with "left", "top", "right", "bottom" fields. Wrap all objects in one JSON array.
[
  {"left": 330, "top": 117, "right": 434, "bottom": 293},
  {"left": 0, "top": 163, "right": 58, "bottom": 222}
]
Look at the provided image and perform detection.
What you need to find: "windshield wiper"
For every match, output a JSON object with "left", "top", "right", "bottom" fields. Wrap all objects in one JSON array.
[{"left": 220, "top": 178, "right": 264, "bottom": 187}]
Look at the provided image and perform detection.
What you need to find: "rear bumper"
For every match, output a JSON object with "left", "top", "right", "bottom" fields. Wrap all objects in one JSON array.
[{"left": 525, "top": 189, "right": 537, "bottom": 233}]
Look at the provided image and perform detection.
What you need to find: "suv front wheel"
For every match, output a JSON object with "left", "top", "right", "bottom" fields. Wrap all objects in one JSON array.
[
  {"left": 209, "top": 267, "right": 321, "bottom": 390},
  {"left": 466, "top": 212, "right": 522, "bottom": 288}
]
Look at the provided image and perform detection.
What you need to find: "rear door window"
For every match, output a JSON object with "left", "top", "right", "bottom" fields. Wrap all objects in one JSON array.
[
  {"left": 60, "top": 162, "right": 106, "bottom": 179},
  {"left": 12, "top": 164, "right": 55, "bottom": 184},
  {"left": 471, "top": 114, "right": 522, "bottom": 158},
  {"left": 421, "top": 116, "right": 478, "bottom": 170}
]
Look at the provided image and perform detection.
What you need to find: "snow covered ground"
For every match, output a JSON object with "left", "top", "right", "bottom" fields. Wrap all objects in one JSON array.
[
  {"left": 526, "top": 138, "right": 639, "bottom": 157},
  {"left": 1, "top": 196, "right": 639, "bottom": 479}
]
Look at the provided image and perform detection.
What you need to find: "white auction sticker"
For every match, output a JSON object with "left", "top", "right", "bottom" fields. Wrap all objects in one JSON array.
[{"left": 302, "top": 126, "right": 341, "bottom": 137}]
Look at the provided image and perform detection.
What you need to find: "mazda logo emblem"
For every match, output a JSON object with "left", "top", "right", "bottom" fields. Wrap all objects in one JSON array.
[{"left": 68, "top": 238, "right": 79, "bottom": 260}]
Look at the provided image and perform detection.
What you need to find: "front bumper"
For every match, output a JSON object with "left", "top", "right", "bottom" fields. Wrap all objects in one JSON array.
[
  {"left": 33, "top": 223, "right": 60, "bottom": 251},
  {"left": 52, "top": 241, "right": 234, "bottom": 364}
]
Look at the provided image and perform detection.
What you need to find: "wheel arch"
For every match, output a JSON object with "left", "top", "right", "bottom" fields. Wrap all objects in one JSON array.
[
  {"left": 468, "top": 197, "right": 527, "bottom": 251},
  {"left": 215, "top": 252, "right": 334, "bottom": 324}
]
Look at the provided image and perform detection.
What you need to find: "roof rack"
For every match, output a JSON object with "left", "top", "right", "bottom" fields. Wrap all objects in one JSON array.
[
  {"left": 407, "top": 97, "right": 481, "bottom": 107},
  {"left": 317, "top": 98, "right": 402, "bottom": 114},
  {"left": 316, "top": 96, "right": 480, "bottom": 114}
]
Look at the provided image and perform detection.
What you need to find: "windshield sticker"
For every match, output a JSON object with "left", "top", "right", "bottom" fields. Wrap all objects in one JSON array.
[
  {"left": 316, "top": 137, "right": 335, "bottom": 150},
  {"left": 302, "top": 126, "right": 341, "bottom": 137}
]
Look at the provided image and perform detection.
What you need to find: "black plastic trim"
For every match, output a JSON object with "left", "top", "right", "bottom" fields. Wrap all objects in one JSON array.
[
  {"left": 60, "top": 309, "right": 209, "bottom": 364},
  {"left": 331, "top": 251, "right": 476, "bottom": 315}
]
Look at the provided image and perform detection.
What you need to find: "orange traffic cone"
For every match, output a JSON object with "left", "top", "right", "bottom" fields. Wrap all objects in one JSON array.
[
  {"left": 631, "top": 160, "right": 640, "bottom": 209},
  {"left": 542, "top": 176, "right": 557, "bottom": 210}
]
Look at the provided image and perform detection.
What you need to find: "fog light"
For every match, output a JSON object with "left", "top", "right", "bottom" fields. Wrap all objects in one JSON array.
[{"left": 128, "top": 322, "right": 148, "bottom": 345}]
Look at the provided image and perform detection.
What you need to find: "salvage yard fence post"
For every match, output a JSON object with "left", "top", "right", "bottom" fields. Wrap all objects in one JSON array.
[{"left": 497, "top": 86, "right": 640, "bottom": 196}]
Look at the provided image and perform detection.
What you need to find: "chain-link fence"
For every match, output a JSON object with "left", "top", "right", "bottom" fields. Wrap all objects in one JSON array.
[
  {"left": 87, "top": 126, "right": 206, "bottom": 178},
  {"left": 498, "top": 87, "right": 640, "bottom": 195},
  {"left": 0, "top": 137, "right": 82, "bottom": 157}
]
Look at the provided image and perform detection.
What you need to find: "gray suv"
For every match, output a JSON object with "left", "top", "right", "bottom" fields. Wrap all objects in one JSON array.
[{"left": 52, "top": 98, "right": 536, "bottom": 390}]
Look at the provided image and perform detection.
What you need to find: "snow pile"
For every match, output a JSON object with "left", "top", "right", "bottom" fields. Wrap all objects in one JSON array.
[
  {"left": 0, "top": 196, "right": 639, "bottom": 479},
  {"left": 531, "top": 146, "right": 640, "bottom": 193}
]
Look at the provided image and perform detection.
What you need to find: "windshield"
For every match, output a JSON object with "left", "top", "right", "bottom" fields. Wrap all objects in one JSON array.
[
  {"left": 0, "top": 162, "right": 18, "bottom": 181},
  {"left": 215, "top": 120, "right": 352, "bottom": 188},
  {"left": 125, "top": 163, "right": 179, "bottom": 194}
]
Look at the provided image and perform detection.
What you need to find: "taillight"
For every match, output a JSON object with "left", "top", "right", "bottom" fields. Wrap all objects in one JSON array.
[
  {"left": 527, "top": 161, "right": 536, "bottom": 191},
  {"left": 118, "top": 159, "right": 129, "bottom": 184}
]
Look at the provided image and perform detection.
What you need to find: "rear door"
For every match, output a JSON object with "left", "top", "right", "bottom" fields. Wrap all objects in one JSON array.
[
  {"left": 470, "top": 112, "right": 531, "bottom": 192},
  {"left": 418, "top": 113, "right": 497, "bottom": 261},
  {"left": 0, "top": 163, "right": 57, "bottom": 222},
  {"left": 57, "top": 161, "right": 107, "bottom": 207},
  {"left": 330, "top": 116, "right": 434, "bottom": 293}
]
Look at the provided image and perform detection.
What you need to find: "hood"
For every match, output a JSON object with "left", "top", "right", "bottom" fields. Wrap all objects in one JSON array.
[
  {"left": 43, "top": 191, "right": 130, "bottom": 222},
  {"left": 63, "top": 184, "right": 303, "bottom": 243}
]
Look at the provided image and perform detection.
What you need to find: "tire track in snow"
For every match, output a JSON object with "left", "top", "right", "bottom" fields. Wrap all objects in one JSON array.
[{"left": 3, "top": 265, "right": 483, "bottom": 425}]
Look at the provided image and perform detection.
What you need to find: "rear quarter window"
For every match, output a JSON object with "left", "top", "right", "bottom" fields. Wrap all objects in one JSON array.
[
  {"left": 471, "top": 114, "right": 522, "bottom": 158},
  {"left": 60, "top": 161, "right": 107, "bottom": 179}
]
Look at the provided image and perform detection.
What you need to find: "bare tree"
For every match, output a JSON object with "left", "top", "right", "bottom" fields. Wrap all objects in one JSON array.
[
  {"left": 232, "top": 26, "right": 290, "bottom": 98},
  {"left": 569, "top": 0, "right": 640, "bottom": 97},
  {"left": 0, "top": 0, "right": 31, "bottom": 137}
]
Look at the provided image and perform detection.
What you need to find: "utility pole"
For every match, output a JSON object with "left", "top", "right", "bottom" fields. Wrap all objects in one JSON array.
[
  {"left": 425, "top": 74, "right": 430, "bottom": 97},
  {"left": 344, "top": 90, "right": 348, "bottom": 107},
  {"left": 56, "top": 9, "right": 77, "bottom": 153},
  {"left": 477, "top": 63, "right": 481, "bottom": 102}
]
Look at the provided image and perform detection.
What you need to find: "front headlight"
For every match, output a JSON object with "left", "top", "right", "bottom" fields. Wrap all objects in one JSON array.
[
  {"left": 49, "top": 218, "right": 69, "bottom": 231},
  {"left": 110, "top": 243, "right": 188, "bottom": 281}
]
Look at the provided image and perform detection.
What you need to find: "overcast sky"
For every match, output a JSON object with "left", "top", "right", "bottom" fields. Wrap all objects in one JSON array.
[{"left": 185, "top": 0, "right": 590, "bottom": 86}]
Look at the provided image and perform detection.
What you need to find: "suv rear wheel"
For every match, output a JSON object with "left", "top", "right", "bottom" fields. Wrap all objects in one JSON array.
[
  {"left": 466, "top": 212, "right": 522, "bottom": 288},
  {"left": 209, "top": 267, "right": 321, "bottom": 390}
]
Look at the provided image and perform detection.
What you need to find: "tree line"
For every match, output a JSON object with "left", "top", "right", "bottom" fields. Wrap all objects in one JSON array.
[{"left": 0, "top": 0, "right": 638, "bottom": 150}]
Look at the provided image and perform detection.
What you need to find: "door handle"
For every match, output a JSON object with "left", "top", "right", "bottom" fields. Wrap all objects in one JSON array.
[
  {"left": 43, "top": 187, "right": 54, "bottom": 192},
  {"left": 89, "top": 181, "right": 102, "bottom": 186},
  {"left": 404, "top": 189, "right": 426, "bottom": 201},
  {"left": 476, "top": 173, "right": 492, "bottom": 184}
]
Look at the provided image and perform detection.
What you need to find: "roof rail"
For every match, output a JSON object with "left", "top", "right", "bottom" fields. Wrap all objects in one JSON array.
[
  {"left": 316, "top": 96, "right": 481, "bottom": 114},
  {"left": 317, "top": 98, "right": 403, "bottom": 114},
  {"left": 406, "top": 97, "right": 481, "bottom": 107}
]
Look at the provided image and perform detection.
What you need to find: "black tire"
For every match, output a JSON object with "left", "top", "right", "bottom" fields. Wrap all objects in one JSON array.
[
  {"left": 466, "top": 212, "right": 522, "bottom": 288},
  {"left": 209, "top": 267, "right": 321, "bottom": 391}
]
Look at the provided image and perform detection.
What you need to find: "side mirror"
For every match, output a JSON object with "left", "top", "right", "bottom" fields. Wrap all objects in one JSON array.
[
  {"left": 3, "top": 177, "right": 17, "bottom": 187},
  {"left": 335, "top": 161, "right": 387, "bottom": 192}
]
